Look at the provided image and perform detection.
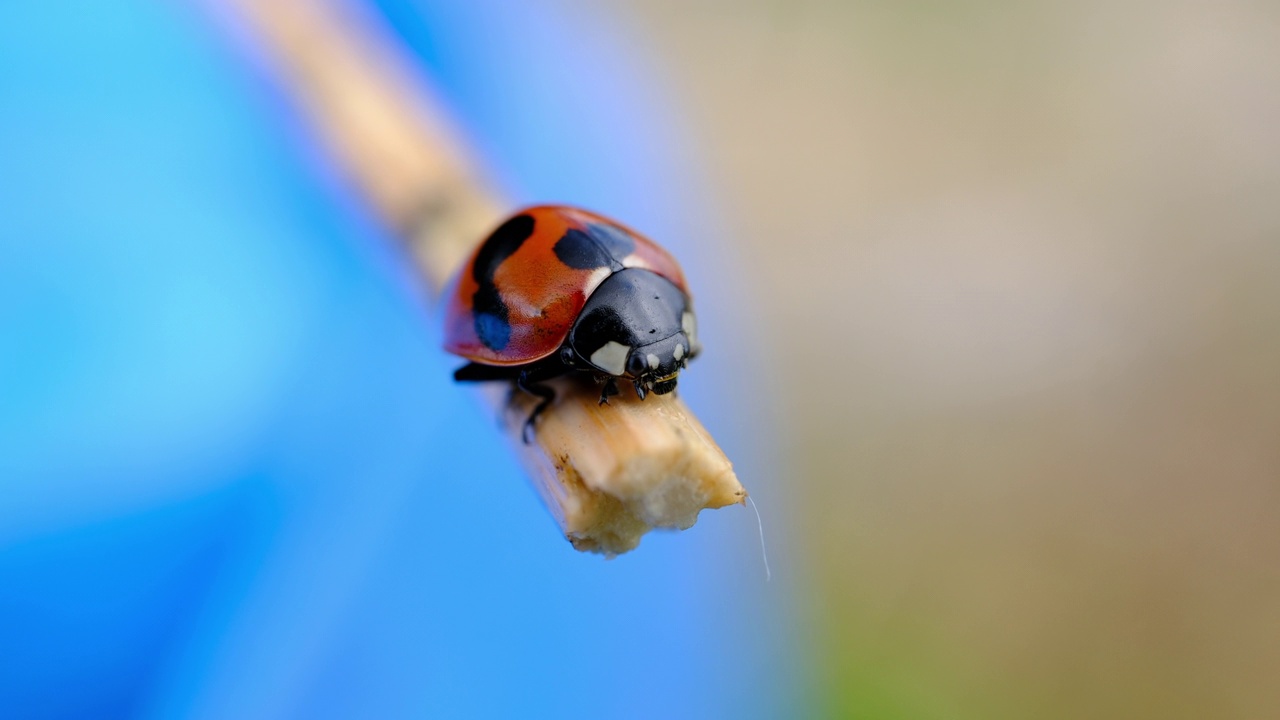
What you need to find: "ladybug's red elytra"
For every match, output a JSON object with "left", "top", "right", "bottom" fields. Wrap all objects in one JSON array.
[{"left": 443, "top": 205, "right": 699, "bottom": 439}]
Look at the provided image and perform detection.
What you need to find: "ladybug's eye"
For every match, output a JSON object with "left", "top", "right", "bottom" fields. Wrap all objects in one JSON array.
[{"left": 627, "top": 353, "right": 648, "bottom": 376}]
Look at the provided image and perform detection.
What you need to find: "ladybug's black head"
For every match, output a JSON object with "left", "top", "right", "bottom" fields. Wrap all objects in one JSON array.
[
  {"left": 624, "top": 332, "right": 690, "bottom": 398},
  {"left": 568, "top": 268, "right": 698, "bottom": 399}
]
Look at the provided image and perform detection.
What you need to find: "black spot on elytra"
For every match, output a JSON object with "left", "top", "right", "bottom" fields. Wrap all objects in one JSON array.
[
  {"left": 473, "top": 214, "right": 535, "bottom": 283},
  {"left": 590, "top": 223, "right": 637, "bottom": 258},
  {"left": 553, "top": 223, "right": 635, "bottom": 271},
  {"left": 473, "top": 286, "right": 510, "bottom": 350},
  {"left": 553, "top": 230, "right": 611, "bottom": 269},
  {"left": 472, "top": 214, "right": 535, "bottom": 350}
]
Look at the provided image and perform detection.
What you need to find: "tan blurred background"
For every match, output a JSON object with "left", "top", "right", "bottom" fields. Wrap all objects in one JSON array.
[{"left": 622, "top": 1, "right": 1280, "bottom": 717}]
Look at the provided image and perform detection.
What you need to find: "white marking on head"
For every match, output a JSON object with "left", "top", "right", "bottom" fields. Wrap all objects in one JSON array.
[
  {"left": 682, "top": 312, "right": 697, "bottom": 344},
  {"left": 589, "top": 341, "right": 630, "bottom": 376},
  {"left": 647, "top": 353, "right": 660, "bottom": 370},
  {"left": 673, "top": 343, "right": 684, "bottom": 360}
]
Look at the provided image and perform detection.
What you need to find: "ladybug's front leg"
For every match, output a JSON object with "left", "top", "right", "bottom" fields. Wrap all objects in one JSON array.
[
  {"left": 516, "top": 372, "right": 554, "bottom": 444},
  {"left": 598, "top": 377, "right": 620, "bottom": 405},
  {"left": 515, "top": 360, "right": 569, "bottom": 443}
]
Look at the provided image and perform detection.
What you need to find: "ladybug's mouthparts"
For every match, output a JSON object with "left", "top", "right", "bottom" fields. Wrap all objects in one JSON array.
[
  {"left": 633, "top": 372, "right": 679, "bottom": 400},
  {"left": 650, "top": 375, "right": 679, "bottom": 396}
]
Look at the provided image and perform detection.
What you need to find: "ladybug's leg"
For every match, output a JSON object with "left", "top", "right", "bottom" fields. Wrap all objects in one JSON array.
[
  {"left": 453, "top": 359, "right": 569, "bottom": 442},
  {"left": 519, "top": 371, "right": 555, "bottom": 440},
  {"left": 598, "top": 378, "right": 620, "bottom": 405},
  {"left": 514, "top": 359, "right": 573, "bottom": 443}
]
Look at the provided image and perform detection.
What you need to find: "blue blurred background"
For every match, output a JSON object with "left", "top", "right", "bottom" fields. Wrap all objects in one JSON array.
[{"left": 0, "top": 2, "right": 796, "bottom": 718}]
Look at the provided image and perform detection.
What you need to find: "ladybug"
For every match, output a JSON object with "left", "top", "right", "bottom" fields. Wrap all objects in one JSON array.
[{"left": 443, "top": 205, "right": 699, "bottom": 438}]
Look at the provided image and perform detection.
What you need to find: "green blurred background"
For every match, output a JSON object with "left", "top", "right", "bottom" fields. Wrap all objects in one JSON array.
[{"left": 622, "top": 1, "right": 1280, "bottom": 717}]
